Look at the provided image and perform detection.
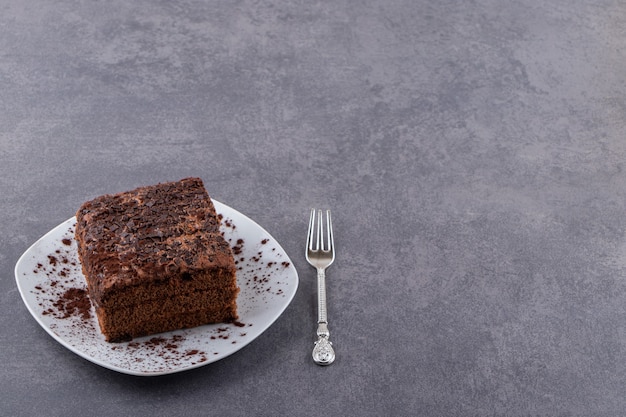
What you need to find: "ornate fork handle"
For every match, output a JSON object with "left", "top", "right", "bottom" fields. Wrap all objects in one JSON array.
[{"left": 313, "top": 267, "right": 335, "bottom": 365}]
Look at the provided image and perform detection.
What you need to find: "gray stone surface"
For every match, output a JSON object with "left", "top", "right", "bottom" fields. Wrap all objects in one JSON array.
[{"left": 2, "top": 0, "right": 626, "bottom": 415}]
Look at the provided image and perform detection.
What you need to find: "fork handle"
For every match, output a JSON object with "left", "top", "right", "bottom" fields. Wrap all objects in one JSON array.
[
  {"left": 313, "top": 268, "right": 335, "bottom": 365},
  {"left": 317, "top": 268, "right": 329, "bottom": 325}
]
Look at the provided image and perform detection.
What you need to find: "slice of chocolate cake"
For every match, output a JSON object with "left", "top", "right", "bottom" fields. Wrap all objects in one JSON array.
[{"left": 74, "top": 177, "right": 239, "bottom": 342}]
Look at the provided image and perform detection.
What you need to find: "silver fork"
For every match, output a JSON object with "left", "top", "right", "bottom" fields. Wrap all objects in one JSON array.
[{"left": 306, "top": 208, "right": 336, "bottom": 366}]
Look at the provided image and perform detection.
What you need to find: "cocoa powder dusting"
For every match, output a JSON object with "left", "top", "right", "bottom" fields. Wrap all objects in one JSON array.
[
  {"left": 32, "top": 226, "right": 93, "bottom": 325},
  {"left": 225, "top": 232, "right": 292, "bottom": 300},
  {"left": 52, "top": 288, "right": 91, "bottom": 320}
]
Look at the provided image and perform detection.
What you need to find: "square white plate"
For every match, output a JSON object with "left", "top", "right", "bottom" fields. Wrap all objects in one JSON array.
[{"left": 15, "top": 200, "right": 298, "bottom": 376}]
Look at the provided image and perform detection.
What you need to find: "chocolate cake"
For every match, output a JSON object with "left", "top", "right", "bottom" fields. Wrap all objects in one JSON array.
[{"left": 74, "top": 178, "right": 239, "bottom": 342}]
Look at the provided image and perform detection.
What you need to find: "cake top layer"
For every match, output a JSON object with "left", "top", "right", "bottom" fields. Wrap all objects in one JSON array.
[{"left": 75, "top": 178, "right": 234, "bottom": 301}]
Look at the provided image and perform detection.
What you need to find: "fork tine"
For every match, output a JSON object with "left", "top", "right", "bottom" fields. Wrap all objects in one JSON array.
[
  {"left": 307, "top": 208, "right": 316, "bottom": 252},
  {"left": 326, "top": 209, "right": 333, "bottom": 253},
  {"left": 317, "top": 208, "right": 324, "bottom": 251}
]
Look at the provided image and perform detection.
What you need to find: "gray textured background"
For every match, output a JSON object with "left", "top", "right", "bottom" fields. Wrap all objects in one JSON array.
[{"left": 2, "top": 0, "right": 626, "bottom": 416}]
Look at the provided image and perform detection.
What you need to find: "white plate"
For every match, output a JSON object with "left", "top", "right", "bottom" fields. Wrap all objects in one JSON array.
[{"left": 15, "top": 201, "right": 298, "bottom": 376}]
